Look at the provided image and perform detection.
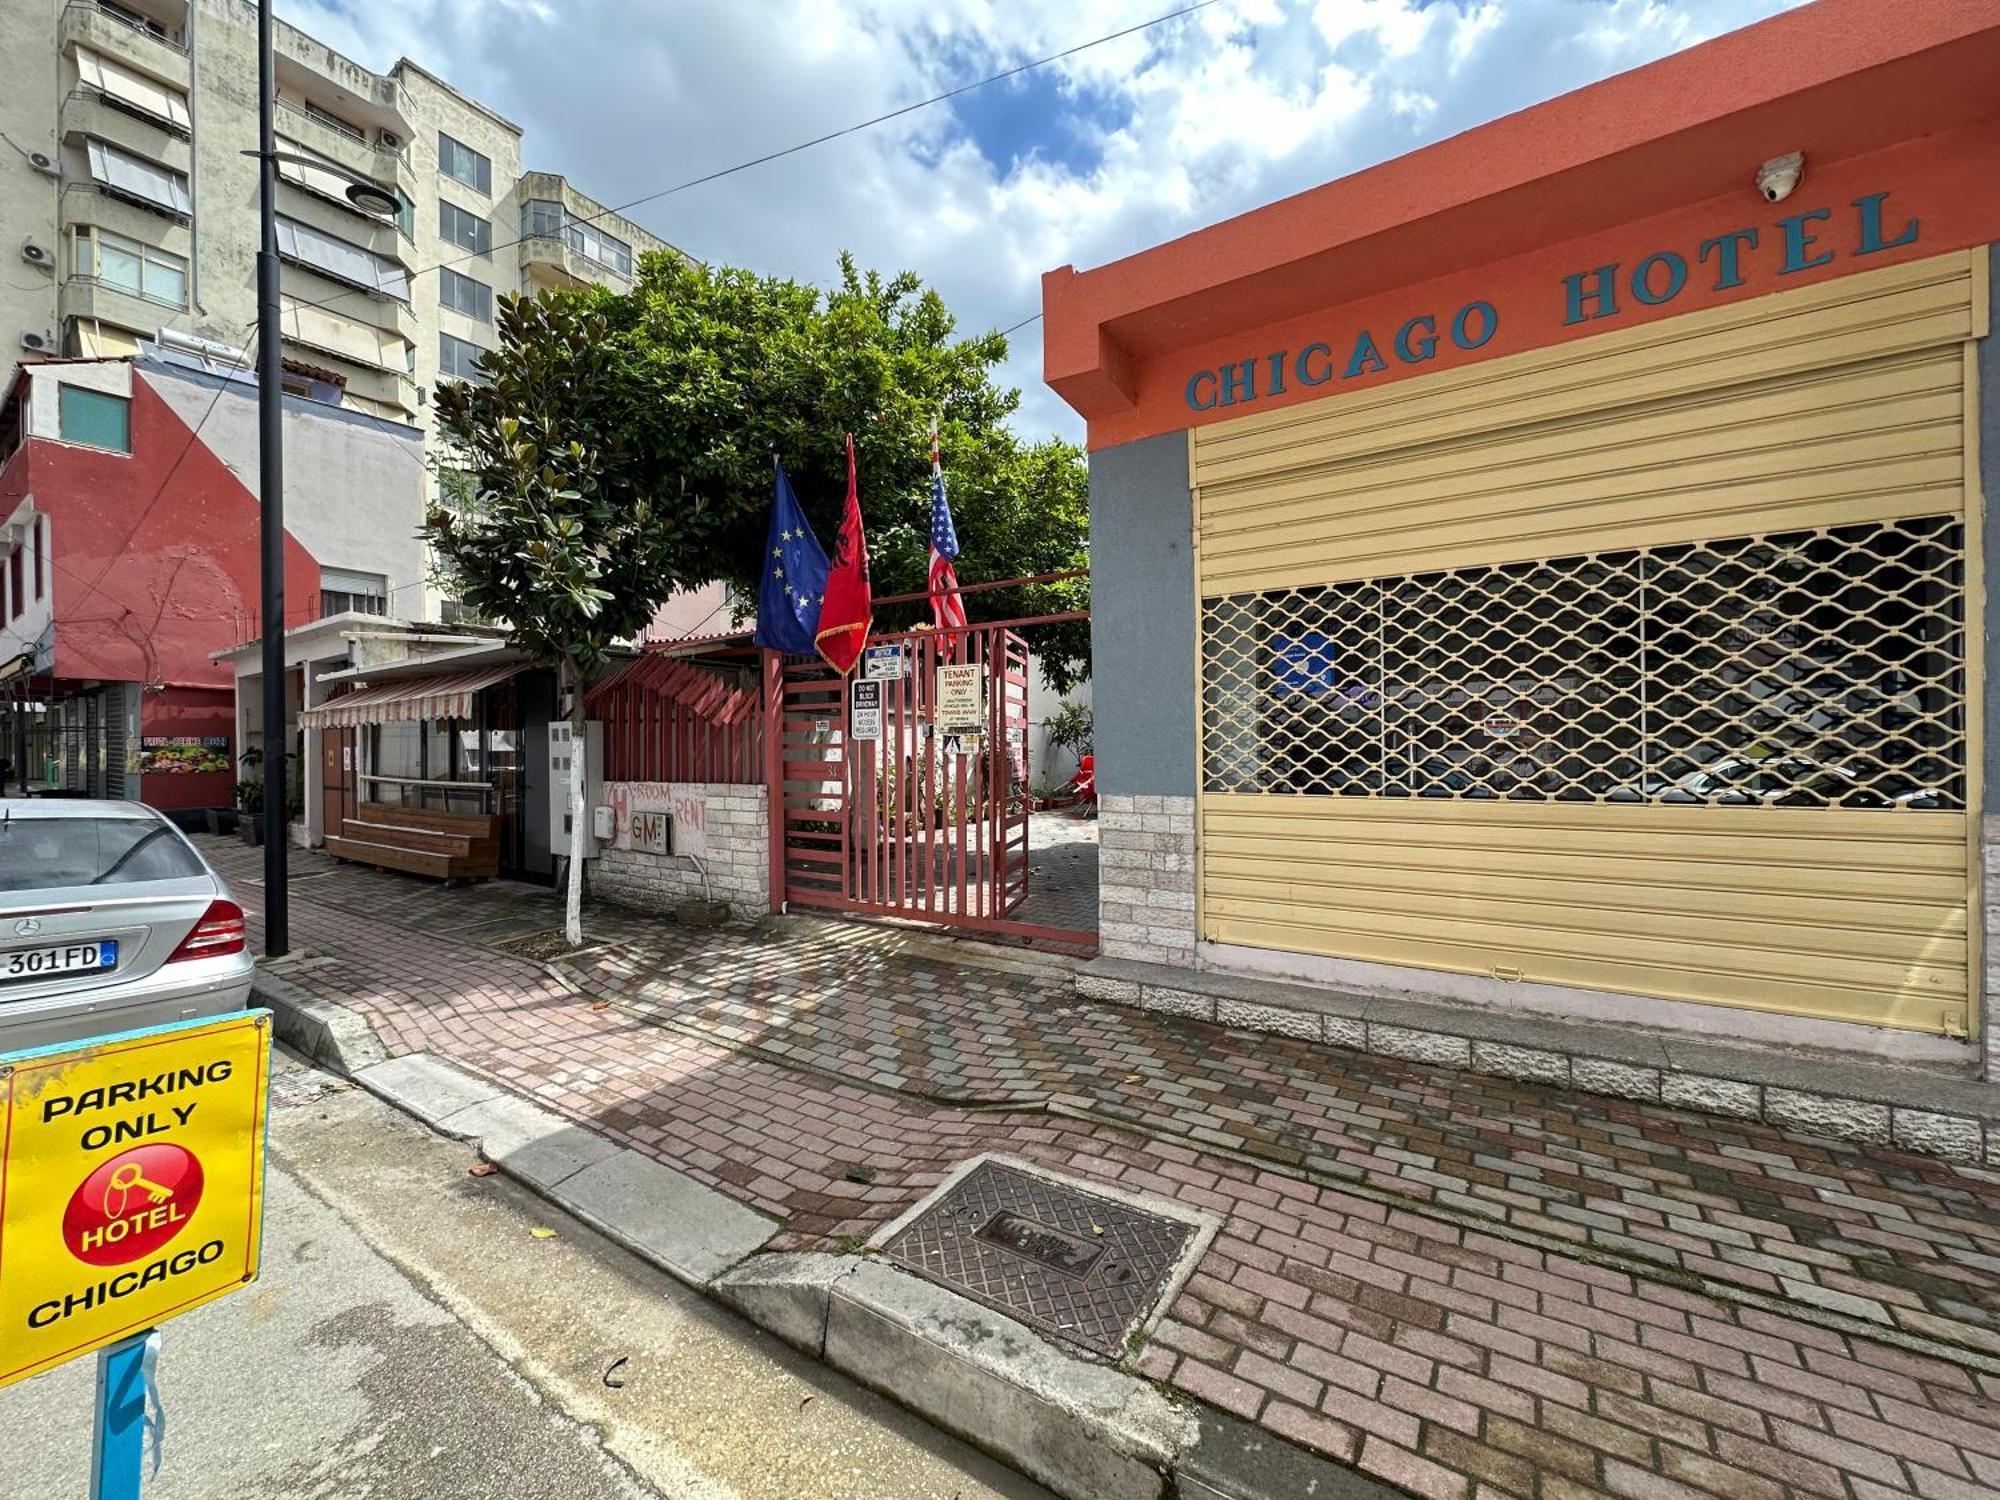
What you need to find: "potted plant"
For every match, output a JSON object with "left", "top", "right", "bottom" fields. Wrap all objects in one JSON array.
[{"left": 234, "top": 779, "right": 264, "bottom": 845}]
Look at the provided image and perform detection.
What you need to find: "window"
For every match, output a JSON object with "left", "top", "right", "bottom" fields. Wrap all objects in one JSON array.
[
  {"left": 57, "top": 386, "right": 131, "bottom": 452},
  {"left": 438, "top": 267, "right": 491, "bottom": 322},
  {"left": 74, "top": 45, "right": 191, "bottom": 132},
  {"left": 0, "top": 815, "right": 207, "bottom": 892},
  {"left": 35, "top": 516, "right": 46, "bottom": 601},
  {"left": 85, "top": 139, "right": 190, "bottom": 218},
  {"left": 520, "top": 199, "right": 632, "bottom": 276},
  {"left": 393, "top": 187, "right": 415, "bottom": 240},
  {"left": 438, "top": 200, "right": 490, "bottom": 257},
  {"left": 439, "top": 333, "right": 488, "bottom": 384},
  {"left": 437, "top": 132, "right": 491, "bottom": 194},
  {"left": 273, "top": 215, "right": 409, "bottom": 300},
  {"left": 7, "top": 547, "right": 20, "bottom": 622},
  {"left": 320, "top": 567, "right": 387, "bottom": 619},
  {"left": 72, "top": 227, "right": 186, "bottom": 308},
  {"left": 1199, "top": 515, "right": 1966, "bottom": 810}
]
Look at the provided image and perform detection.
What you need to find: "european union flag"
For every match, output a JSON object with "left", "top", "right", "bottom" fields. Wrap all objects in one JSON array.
[{"left": 752, "top": 457, "right": 829, "bottom": 656}]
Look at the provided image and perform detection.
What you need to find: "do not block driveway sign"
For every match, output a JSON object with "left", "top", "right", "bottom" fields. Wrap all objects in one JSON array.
[{"left": 0, "top": 1011, "right": 272, "bottom": 1390}]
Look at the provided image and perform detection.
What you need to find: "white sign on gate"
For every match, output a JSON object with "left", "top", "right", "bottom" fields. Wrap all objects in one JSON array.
[
  {"left": 850, "top": 680, "right": 883, "bottom": 741},
  {"left": 935, "top": 663, "right": 984, "bottom": 733}
]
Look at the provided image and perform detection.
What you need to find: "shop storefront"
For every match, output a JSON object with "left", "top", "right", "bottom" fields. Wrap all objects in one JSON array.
[{"left": 1044, "top": 2, "right": 2000, "bottom": 1075}]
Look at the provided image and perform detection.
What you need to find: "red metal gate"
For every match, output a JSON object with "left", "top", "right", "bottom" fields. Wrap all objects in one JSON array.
[{"left": 767, "top": 623, "right": 1079, "bottom": 943}]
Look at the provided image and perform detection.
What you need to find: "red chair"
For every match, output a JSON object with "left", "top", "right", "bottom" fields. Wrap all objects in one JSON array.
[{"left": 1068, "top": 754, "right": 1097, "bottom": 818}]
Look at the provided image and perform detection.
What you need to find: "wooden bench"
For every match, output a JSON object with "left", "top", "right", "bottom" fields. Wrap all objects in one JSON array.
[{"left": 324, "top": 802, "right": 500, "bottom": 882}]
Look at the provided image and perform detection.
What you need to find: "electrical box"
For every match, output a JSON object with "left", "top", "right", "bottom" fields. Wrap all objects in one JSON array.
[
  {"left": 591, "top": 805, "right": 616, "bottom": 842},
  {"left": 548, "top": 721, "right": 603, "bottom": 860}
]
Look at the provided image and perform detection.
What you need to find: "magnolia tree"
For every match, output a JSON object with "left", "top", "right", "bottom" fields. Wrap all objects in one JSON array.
[
  {"left": 424, "top": 295, "right": 731, "bottom": 944},
  {"left": 425, "top": 257, "right": 1092, "bottom": 941}
]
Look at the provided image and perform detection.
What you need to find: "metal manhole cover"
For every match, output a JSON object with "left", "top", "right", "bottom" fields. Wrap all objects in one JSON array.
[{"left": 882, "top": 1160, "right": 1195, "bottom": 1357}]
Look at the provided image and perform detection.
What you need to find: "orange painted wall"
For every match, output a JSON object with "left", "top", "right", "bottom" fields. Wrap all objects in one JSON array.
[{"left": 1077, "top": 119, "right": 1999, "bottom": 451}]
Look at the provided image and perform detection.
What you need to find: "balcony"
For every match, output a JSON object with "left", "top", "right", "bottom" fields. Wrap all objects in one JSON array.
[
  {"left": 272, "top": 98, "right": 407, "bottom": 194},
  {"left": 59, "top": 3, "right": 191, "bottom": 92},
  {"left": 518, "top": 234, "right": 610, "bottom": 293},
  {"left": 59, "top": 90, "right": 191, "bottom": 176},
  {"left": 278, "top": 266, "right": 418, "bottom": 350},
  {"left": 59, "top": 276, "right": 188, "bottom": 344},
  {"left": 274, "top": 342, "right": 418, "bottom": 423},
  {"left": 59, "top": 182, "right": 193, "bottom": 254},
  {"left": 274, "top": 176, "right": 404, "bottom": 264}
]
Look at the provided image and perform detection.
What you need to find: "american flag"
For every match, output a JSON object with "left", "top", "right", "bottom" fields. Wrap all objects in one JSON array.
[{"left": 928, "top": 426, "right": 967, "bottom": 650}]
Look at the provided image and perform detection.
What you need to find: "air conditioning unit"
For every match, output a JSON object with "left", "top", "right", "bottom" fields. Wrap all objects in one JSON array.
[
  {"left": 378, "top": 129, "right": 402, "bottom": 150},
  {"left": 26, "top": 151, "right": 58, "bottom": 178},
  {"left": 21, "top": 242, "right": 53, "bottom": 267},
  {"left": 20, "top": 330, "right": 55, "bottom": 353}
]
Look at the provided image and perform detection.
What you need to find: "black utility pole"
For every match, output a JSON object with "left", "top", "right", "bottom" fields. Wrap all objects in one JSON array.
[{"left": 255, "top": 0, "right": 288, "bottom": 956}]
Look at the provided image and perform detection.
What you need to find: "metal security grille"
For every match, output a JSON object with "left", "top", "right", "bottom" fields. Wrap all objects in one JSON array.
[{"left": 1201, "top": 515, "right": 1964, "bottom": 810}]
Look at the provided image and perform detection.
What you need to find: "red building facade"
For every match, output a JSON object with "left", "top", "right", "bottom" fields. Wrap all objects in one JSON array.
[{"left": 1, "top": 355, "right": 320, "bottom": 810}]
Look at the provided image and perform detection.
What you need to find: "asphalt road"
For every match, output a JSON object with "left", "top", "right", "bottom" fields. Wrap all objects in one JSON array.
[{"left": 0, "top": 1048, "right": 1052, "bottom": 1500}]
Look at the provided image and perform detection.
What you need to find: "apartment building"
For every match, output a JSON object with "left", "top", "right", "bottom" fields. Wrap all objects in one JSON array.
[{"left": 0, "top": 0, "right": 672, "bottom": 441}]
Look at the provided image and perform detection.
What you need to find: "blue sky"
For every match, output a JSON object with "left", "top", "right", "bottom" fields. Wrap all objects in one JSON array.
[{"left": 274, "top": 0, "right": 1810, "bottom": 440}]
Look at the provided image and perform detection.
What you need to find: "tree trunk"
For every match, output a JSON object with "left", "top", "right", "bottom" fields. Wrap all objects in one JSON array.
[{"left": 563, "top": 654, "right": 586, "bottom": 948}]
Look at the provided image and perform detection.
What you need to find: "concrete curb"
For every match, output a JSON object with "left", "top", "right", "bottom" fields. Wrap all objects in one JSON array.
[
  {"left": 1078, "top": 957, "right": 2000, "bottom": 1166},
  {"left": 254, "top": 967, "right": 387, "bottom": 1073},
  {"left": 255, "top": 979, "right": 1395, "bottom": 1499}
]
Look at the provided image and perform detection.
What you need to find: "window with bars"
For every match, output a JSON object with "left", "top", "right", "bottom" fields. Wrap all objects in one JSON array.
[{"left": 1199, "top": 515, "right": 1965, "bottom": 810}]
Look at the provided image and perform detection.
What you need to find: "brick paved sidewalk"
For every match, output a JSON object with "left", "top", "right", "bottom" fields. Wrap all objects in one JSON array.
[{"left": 214, "top": 839, "right": 2000, "bottom": 1500}]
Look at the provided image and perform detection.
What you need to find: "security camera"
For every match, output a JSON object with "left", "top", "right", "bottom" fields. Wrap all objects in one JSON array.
[{"left": 1756, "top": 151, "right": 1804, "bottom": 204}]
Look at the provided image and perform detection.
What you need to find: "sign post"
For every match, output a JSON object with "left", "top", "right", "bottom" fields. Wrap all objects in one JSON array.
[
  {"left": 90, "top": 1331, "right": 151, "bottom": 1500},
  {"left": 0, "top": 1011, "right": 272, "bottom": 1490}
]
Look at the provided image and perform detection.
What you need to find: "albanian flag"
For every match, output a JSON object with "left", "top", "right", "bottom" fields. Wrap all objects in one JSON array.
[{"left": 814, "top": 432, "right": 873, "bottom": 675}]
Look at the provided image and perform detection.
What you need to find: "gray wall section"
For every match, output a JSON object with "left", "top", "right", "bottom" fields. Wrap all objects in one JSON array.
[
  {"left": 1983, "top": 245, "right": 2000, "bottom": 812},
  {"left": 1089, "top": 431, "right": 1197, "bottom": 797}
]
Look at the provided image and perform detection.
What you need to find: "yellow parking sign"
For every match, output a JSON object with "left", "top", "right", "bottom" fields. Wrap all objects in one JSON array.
[{"left": 0, "top": 1012, "right": 270, "bottom": 1389}]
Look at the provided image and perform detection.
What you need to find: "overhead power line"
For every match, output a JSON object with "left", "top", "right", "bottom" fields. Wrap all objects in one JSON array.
[
  {"left": 56, "top": 3, "right": 1194, "bottom": 615},
  {"left": 284, "top": 0, "right": 1222, "bottom": 324}
]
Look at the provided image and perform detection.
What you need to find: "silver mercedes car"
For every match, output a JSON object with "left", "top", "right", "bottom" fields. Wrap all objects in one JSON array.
[{"left": 0, "top": 800, "right": 253, "bottom": 1054}]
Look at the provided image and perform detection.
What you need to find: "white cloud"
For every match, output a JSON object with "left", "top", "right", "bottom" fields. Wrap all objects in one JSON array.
[{"left": 277, "top": 0, "right": 1809, "bottom": 442}]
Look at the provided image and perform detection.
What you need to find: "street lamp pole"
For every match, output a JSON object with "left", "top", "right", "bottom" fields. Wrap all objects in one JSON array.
[{"left": 255, "top": 0, "right": 289, "bottom": 957}]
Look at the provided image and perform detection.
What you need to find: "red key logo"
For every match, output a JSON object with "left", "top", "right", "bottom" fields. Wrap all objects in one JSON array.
[{"left": 62, "top": 1143, "right": 205, "bottom": 1267}]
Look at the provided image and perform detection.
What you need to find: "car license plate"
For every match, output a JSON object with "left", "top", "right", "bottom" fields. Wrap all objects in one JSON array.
[{"left": 2, "top": 940, "right": 119, "bottom": 980}]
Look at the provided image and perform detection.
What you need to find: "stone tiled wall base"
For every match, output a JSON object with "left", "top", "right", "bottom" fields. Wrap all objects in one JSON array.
[
  {"left": 592, "top": 784, "right": 769, "bottom": 919},
  {"left": 1098, "top": 793, "right": 1196, "bottom": 967},
  {"left": 1077, "top": 959, "right": 2000, "bottom": 1168}
]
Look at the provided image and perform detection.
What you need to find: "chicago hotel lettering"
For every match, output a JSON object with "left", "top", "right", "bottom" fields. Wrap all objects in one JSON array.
[{"left": 1183, "top": 191, "right": 1919, "bottom": 413}]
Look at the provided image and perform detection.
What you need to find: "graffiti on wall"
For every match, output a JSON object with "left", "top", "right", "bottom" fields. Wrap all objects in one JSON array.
[{"left": 601, "top": 781, "right": 709, "bottom": 858}]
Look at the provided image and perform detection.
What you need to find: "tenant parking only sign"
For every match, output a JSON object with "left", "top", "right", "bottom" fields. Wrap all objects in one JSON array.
[{"left": 0, "top": 1011, "right": 271, "bottom": 1389}]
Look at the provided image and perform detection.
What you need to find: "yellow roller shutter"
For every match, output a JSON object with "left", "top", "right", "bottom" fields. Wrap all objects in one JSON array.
[{"left": 1190, "top": 250, "right": 1986, "bottom": 1035}]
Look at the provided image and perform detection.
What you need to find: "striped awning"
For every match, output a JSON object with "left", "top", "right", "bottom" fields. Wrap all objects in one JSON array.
[{"left": 300, "top": 663, "right": 523, "bottom": 729}]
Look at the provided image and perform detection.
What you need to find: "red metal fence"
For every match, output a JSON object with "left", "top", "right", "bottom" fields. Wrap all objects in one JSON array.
[
  {"left": 585, "top": 654, "right": 762, "bottom": 784},
  {"left": 762, "top": 622, "right": 1092, "bottom": 945}
]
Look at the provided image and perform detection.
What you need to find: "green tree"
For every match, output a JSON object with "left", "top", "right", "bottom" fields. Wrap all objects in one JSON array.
[
  {"left": 425, "top": 294, "right": 735, "bottom": 943},
  {"left": 589, "top": 253, "right": 1090, "bottom": 687},
  {"left": 425, "top": 257, "right": 1091, "bottom": 936}
]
